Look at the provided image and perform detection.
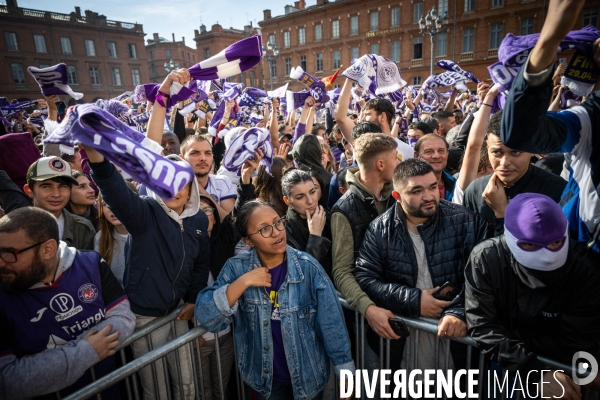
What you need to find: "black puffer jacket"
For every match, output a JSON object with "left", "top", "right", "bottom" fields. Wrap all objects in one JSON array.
[
  {"left": 465, "top": 237, "right": 600, "bottom": 375},
  {"left": 354, "top": 200, "right": 488, "bottom": 320}
]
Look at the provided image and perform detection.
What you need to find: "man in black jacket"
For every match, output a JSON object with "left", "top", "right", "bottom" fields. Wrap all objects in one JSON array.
[
  {"left": 465, "top": 193, "right": 600, "bottom": 398},
  {"left": 355, "top": 158, "right": 488, "bottom": 370},
  {"left": 463, "top": 111, "right": 566, "bottom": 237}
]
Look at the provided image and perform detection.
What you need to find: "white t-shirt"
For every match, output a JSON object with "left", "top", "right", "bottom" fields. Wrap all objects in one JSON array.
[
  {"left": 204, "top": 174, "right": 237, "bottom": 205},
  {"left": 395, "top": 139, "right": 415, "bottom": 162},
  {"left": 216, "top": 166, "right": 240, "bottom": 187},
  {"left": 57, "top": 213, "right": 65, "bottom": 240}
]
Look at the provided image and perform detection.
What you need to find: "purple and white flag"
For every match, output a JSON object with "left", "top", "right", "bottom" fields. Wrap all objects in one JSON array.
[
  {"left": 342, "top": 54, "right": 407, "bottom": 95},
  {"left": 188, "top": 35, "right": 263, "bottom": 81},
  {"left": 267, "top": 83, "right": 289, "bottom": 98},
  {"left": 44, "top": 104, "right": 193, "bottom": 199},
  {"left": 113, "top": 91, "right": 134, "bottom": 102},
  {"left": 487, "top": 62, "right": 520, "bottom": 93},
  {"left": 423, "top": 71, "right": 468, "bottom": 91},
  {"left": 436, "top": 60, "right": 479, "bottom": 83},
  {"left": 222, "top": 127, "right": 274, "bottom": 176},
  {"left": 289, "top": 66, "right": 330, "bottom": 104},
  {"left": 1, "top": 100, "right": 39, "bottom": 119},
  {"left": 27, "top": 64, "right": 83, "bottom": 100}
]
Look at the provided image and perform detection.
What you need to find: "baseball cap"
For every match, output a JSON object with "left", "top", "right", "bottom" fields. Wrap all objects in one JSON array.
[
  {"left": 278, "top": 132, "right": 293, "bottom": 141},
  {"left": 27, "top": 156, "right": 79, "bottom": 185}
]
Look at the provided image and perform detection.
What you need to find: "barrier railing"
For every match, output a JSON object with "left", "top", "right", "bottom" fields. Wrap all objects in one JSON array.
[{"left": 58, "top": 297, "right": 597, "bottom": 400}]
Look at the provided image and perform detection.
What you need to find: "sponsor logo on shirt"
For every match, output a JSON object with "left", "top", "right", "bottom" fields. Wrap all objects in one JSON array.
[
  {"left": 50, "top": 293, "right": 83, "bottom": 322},
  {"left": 61, "top": 308, "right": 106, "bottom": 335},
  {"left": 30, "top": 307, "right": 48, "bottom": 322}
]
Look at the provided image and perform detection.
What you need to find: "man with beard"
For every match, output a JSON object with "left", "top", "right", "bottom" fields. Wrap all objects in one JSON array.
[
  {"left": 180, "top": 135, "right": 236, "bottom": 221},
  {"left": 0, "top": 207, "right": 135, "bottom": 399},
  {"left": 355, "top": 158, "right": 487, "bottom": 371}
]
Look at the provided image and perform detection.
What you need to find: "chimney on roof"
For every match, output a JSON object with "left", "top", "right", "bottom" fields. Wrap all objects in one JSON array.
[
  {"left": 263, "top": 9, "right": 271, "bottom": 20},
  {"left": 182, "top": 36, "right": 185, "bottom": 45},
  {"left": 200, "top": 24, "right": 207, "bottom": 33},
  {"left": 316, "top": 0, "right": 328, "bottom": 5},
  {"left": 74, "top": 6, "right": 81, "bottom": 17},
  {"left": 298, "top": 0, "right": 306, "bottom": 9},
  {"left": 194, "top": 29, "right": 199, "bottom": 37},
  {"left": 153, "top": 33, "right": 159, "bottom": 42},
  {"left": 172, "top": 33, "right": 176, "bottom": 43},
  {"left": 6, "top": 0, "right": 18, "bottom": 7}
]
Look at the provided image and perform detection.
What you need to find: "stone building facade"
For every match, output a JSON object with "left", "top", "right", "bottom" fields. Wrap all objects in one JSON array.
[
  {"left": 258, "top": 0, "right": 600, "bottom": 91},
  {"left": 0, "top": 0, "right": 149, "bottom": 103},
  {"left": 146, "top": 33, "right": 198, "bottom": 83}
]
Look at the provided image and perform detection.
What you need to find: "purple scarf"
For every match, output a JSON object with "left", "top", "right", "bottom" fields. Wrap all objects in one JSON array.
[
  {"left": 27, "top": 64, "right": 83, "bottom": 100},
  {"left": 289, "top": 67, "right": 329, "bottom": 104},
  {"left": 188, "top": 35, "right": 263, "bottom": 81},
  {"left": 222, "top": 127, "right": 274, "bottom": 176},
  {"left": 133, "top": 80, "right": 198, "bottom": 108},
  {"left": 342, "top": 54, "right": 407, "bottom": 95},
  {"left": 44, "top": 105, "right": 194, "bottom": 199},
  {"left": 436, "top": 60, "right": 479, "bottom": 83},
  {"left": 267, "top": 83, "right": 289, "bottom": 98}
]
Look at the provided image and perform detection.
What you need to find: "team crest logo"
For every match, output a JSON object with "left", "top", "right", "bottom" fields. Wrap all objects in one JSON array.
[
  {"left": 48, "top": 157, "right": 66, "bottom": 172},
  {"left": 78, "top": 283, "right": 99, "bottom": 303}
]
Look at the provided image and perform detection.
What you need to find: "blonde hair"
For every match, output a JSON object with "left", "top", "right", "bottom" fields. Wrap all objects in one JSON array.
[
  {"left": 353, "top": 133, "right": 398, "bottom": 167},
  {"left": 320, "top": 143, "right": 336, "bottom": 173}
]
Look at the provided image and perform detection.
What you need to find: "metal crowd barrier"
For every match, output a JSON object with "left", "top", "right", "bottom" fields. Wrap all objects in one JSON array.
[{"left": 59, "top": 298, "right": 598, "bottom": 400}]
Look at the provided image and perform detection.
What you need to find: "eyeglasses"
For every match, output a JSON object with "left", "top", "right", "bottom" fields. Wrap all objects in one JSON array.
[
  {"left": 248, "top": 217, "right": 286, "bottom": 238},
  {"left": 0, "top": 240, "right": 47, "bottom": 263},
  {"left": 201, "top": 207, "right": 215, "bottom": 216}
]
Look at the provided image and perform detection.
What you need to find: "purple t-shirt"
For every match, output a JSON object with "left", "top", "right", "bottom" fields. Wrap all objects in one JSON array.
[{"left": 267, "top": 260, "right": 291, "bottom": 385}]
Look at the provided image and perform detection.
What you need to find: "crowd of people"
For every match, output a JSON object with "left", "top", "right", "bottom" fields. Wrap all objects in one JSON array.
[{"left": 1, "top": 0, "right": 600, "bottom": 399}]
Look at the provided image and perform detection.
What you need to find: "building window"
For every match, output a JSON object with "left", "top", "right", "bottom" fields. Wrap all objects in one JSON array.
[
  {"left": 315, "top": 24, "right": 322, "bottom": 42},
  {"left": 151, "top": 63, "right": 156, "bottom": 77},
  {"left": 300, "top": 55, "right": 307, "bottom": 70},
  {"left": 333, "top": 50, "right": 341, "bottom": 69},
  {"left": 90, "top": 67, "right": 100, "bottom": 85},
  {"left": 351, "top": 46, "right": 359, "bottom": 61},
  {"left": 132, "top": 69, "right": 141, "bottom": 86},
  {"left": 438, "top": 0, "right": 448, "bottom": 15},
  {"left": 316, "top": 52, "right": 323, "bottom": 72},
  {"left": 370, "top": 11, "right": 379, "bottom": 31},
  {"left": 350, "top": 15, "right": 359, "bottom": 35},
  {"left": 268, "top": 34, "right": 275, "bottom": 45},
  {"left": 391, "top": 7, "right": 400, "bottom": 27},
  {"left": 107, "top": 42, "right": 117, "bottom": 58},
  {"left": 250, "top": 71, "right": 256, "bottom": 87},
  {"left": 414, "top": 2, "right": 423, "bottom": 23},
  {"left": 204, "top": 48, "right": 210, "bottom": 59},
  {"left": 112, "top": 68, "right": 122, "bottom": 86},
  {"left": 520, "top": 18, "right": 534, "bottom": 35},
  {"left": 285, "top": 58, "right": 291, "bottom": 75},
  {"left": 298, "top": 28, "right": 305, "bottom": 45},
  {"left": 492, "top": 0, "right": 503, "bottom": 7},
  {"left": 85, "top": 40, "right": 96, "bottom": 56},
  {"left": 463, "top": 28, "right": 474, "bottom": 52},
  {"left": 371, "top": 43, "right": 379, "bottom": 55},
  {"left": 437, "top": 33, "right": 447, "bottom": 56},
  {"left": 60, "top": 37, "right": 72, "bottom": 54},
  {"left": 490, "top": 23, "right": 503, "bottom": 49},
  {"left": 332, "top": 20, "right": 340, "bottom": 38},
  {"left": 413, "top": 76, "right": 422, "bottom": 85},
  {"left": 270, "top": 60, "right": 277, "bottom": 78},
  {"left": 464, "top": 0, "right": 475, "bottom": 12},
  {"left": 5, "top": 32, "right": 18, "bottom": 51},
  {"left": 150, "top": 50, "right": 154, "bottom": 60},
  {"left": 129, "top": 44, "right": 137, "bottom": 59},
  {"left": 34, "top": 35, "right": 47, "bottom": 53},
  {"left": 584, "top": 8, "right": 598, "bottom": 27},
  {"left": 67, "top": 66, "right": 78, "bottom": 85},
  {"left": 165, "top": 49, "right": 172, "bottom": 59},
  {"left": 11, "top": 63, "right": 25, "bottom": 83},
  {"left": 391, "top": 40, "right": 400, "bottom": 62},
  {"left": 284, "top": 31, "right": 290, "bottom": 47},
  {"left": 413, "top": 37, "right": 422, "bottom": 59}
]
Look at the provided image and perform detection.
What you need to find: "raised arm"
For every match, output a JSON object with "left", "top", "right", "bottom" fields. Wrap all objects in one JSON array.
[
  {"left": 269, "top": 98, "right": 280, "bottom": 149},
  {"left": 444, "top": 88, "right": 459, "bottom": 112},
  {"left": 146, "top": 69, "right": 190, "bottom": 145},
  {"left": 334, "top": 79, "right": 356, "bottom": 143}
]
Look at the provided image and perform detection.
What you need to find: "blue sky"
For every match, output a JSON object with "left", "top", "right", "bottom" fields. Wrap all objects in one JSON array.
[{"left": 13, "top": 0, "right": 290, "bottom": 46}]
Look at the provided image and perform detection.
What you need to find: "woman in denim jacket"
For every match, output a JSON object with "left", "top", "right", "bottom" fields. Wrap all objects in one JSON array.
[{"left": 195, "top": 200, "right": 354, "bottom": 400}]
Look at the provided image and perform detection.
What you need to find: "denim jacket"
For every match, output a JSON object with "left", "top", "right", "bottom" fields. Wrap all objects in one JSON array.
[{"left": 195, "top": 246, "right": 355, "bottom": 399}]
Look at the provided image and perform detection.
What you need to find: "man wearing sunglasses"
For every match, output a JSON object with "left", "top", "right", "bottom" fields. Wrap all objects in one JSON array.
[
  {"left": 466, "top": 193, "right": 600, "bottom": 397},
  {"left": 0, "top": 207, "right": 135, "bottom": 399}
]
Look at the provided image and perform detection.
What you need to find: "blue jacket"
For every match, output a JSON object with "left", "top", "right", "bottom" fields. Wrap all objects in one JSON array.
[
  {"left": 90, "top": 159, "right": 210, "bottom": 317},
  {"left": 195, "top": 246, "right": 354, "bottom": 400},
  {"left": 501, "top": 57, "right": 600, "bottom": 251}
]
